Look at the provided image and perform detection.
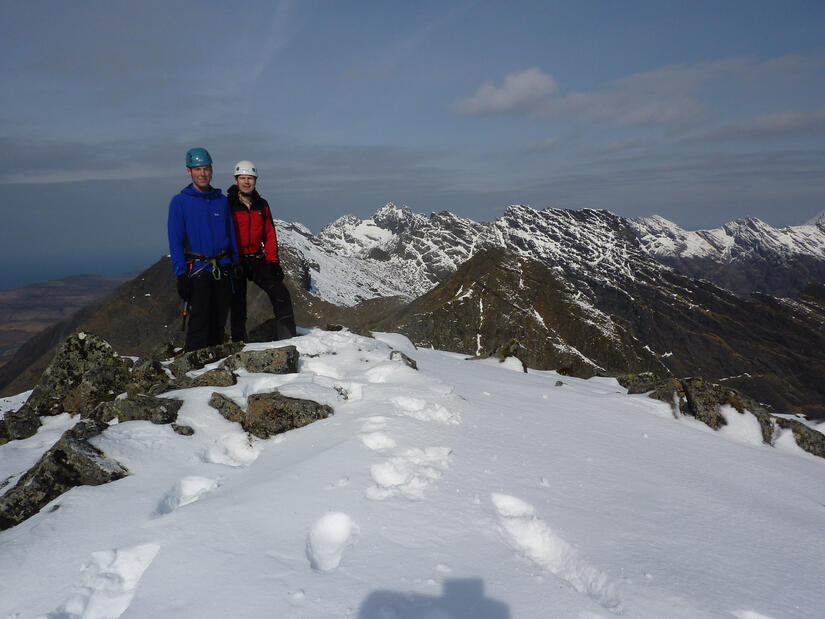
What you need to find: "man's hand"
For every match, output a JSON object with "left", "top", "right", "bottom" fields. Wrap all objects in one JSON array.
[
  {"left": 176, "top": 274, "right": 193, "bottom": 301},
  {"left": 269, "top": 262, "right": 285, "bottom": 281}
]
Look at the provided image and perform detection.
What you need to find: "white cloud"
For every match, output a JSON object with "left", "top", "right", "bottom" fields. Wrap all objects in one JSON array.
[{"left": 458, "top": 67, "right": 558, "bottom": 115}]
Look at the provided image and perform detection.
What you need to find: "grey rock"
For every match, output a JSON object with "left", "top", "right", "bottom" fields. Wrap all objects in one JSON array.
[
  {"left": 169, "top": 342, "right": 244, "bottom": 378},
  {"left": 0, "top": 419, "right": 128, "bottom": 530},
  {"left": 127, "top": 357, "right": 172, "bottom": 396},
  {"left": 91, "top": 395, "right": 182, "bottom": 425},
  {"left": 768, "top": 417, "right": 825, "bottom": 459},
  {"left": 1, "top": 405, "right": 41, "bottom": 444},
  {"left": 172, "top": 423, "right": 195, "bottom": 436},
  {"left": 21, "top": 332, "right": 133, "bottom": 419},
  {"left": 176, "top": 368, "right": 238, "bottom": 389},
  {"left": 245, "top": 392, "right": 333, "bottom": 438},
  {"left": 208, "top": 392, "right": 245, "bottom": 424},
  {"left": 209, "top": 390, "right": 333, "bottom": 439},
  {"left": 220, "top": 346, "right": 299, "bottom": 374},
  {"left": 389, "top": 350, "right": 418, "bottom": 370}
]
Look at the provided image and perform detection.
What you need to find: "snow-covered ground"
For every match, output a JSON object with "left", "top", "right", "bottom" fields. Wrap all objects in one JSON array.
[{"left": 1, "top": 329, "right": 824, "bottom": 618}]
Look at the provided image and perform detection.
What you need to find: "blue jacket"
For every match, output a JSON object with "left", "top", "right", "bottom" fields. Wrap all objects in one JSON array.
[{"left": 167, "top": 184, "right": 239, "bottom": 276}]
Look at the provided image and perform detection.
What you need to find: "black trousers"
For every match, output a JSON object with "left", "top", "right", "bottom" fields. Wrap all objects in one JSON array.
[
  {"left": 230, "top": 261, "right": 296, "bottom": 342},
  {"left": 185, "top": 270, "right": 232, "bottom": 352}
]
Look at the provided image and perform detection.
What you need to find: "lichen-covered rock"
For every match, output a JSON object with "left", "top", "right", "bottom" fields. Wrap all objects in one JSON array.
[
  {"left": 172, "top": 423, "right": 194, "bottom": 436},
  {"left": 1, "top": 405, "right": 41, "bottom": 444},
  {"left": 617, "top": 372, "right": 668, "bottom": 394},
  {"left": 190, "top": 368, "right": 238, "bottom": 387},
  {"left": 208, "top": 392, "right": 245, "bottom": 424},
  {"left": 127, "top": 357, "right": 172, "bottom": 396},
  {"left": 219, "top": 346, "right": 299, "bottom": 374},
  {"left": 20, "top": 332, "right": 133, "bottom": 420},
  {"left": 91, "top": 395, "right": 182, "bottom": 425},
  {"left": 0, "top": 419, "right": 128, "bottom": 530},
  {"left": 168, "top": 342, "right": 244, "bottom": 378},
  {"left": 244, "top": 392, "right": 333, "bottom": 438},
  {"left": 773, "top": 417, "right": 825, "bottom": 459}
]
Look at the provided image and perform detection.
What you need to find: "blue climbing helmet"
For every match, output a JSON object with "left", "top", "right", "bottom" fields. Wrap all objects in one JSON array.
[{"left": 185, "top": 147, "right": 213, "bottom": 168}]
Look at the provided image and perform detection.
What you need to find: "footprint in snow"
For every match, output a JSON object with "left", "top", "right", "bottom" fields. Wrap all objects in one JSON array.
[
  {"left": 360, "top": 432, "right": 397, "bottom": 451},
  {"left": 155, "top": 476, "right": 219, "bottom": 516},
  {"left": 306, "top": 512, "right": 359, "bottom": 572},
  {"left": 366, "top": 447, "right": 452, "bottom": 501},
  {"left": 361, "top": 416, "right": 389, "bottom": 432},
  {"left": 491, "top": 493, "right": 622, "bottom": 612},
  {"left": 202, "top": 432, "right": 260, "bottom": 467},
  {"left": 391, "top": 395, "right": 460, "bottom": 425},
  {"left": 39, "top": 542, "right": 160, "bottom": 619}
]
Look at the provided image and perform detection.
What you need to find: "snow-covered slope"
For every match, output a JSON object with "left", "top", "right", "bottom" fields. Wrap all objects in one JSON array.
[{"left": 2, "top": 329, "right": 824, "bottom": 618}]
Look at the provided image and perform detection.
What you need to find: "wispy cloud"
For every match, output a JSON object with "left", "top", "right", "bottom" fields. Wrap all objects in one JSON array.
[
  {"left": 689, "top": 107, "right": 825, "bottom": 142},
  {"left": 458, "top": 67, "right": 558, "bottom": 115},
  {"left": 457, "top": 55, "right": 824, "bottom": 132}
]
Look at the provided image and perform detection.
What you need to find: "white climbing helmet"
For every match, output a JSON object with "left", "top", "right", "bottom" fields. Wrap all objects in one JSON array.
[{"left": 233, "top": 160, "right": 258, "bottom": 177}]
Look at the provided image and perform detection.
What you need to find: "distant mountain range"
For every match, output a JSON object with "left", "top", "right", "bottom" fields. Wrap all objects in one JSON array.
[{"left": 2, "top": 204, "right": 824, "bottom": 420}]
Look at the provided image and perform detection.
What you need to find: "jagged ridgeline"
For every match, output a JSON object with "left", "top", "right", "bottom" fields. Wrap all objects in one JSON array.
[{"left": 2, "top": 204, "right": 825, "bottom": 420}]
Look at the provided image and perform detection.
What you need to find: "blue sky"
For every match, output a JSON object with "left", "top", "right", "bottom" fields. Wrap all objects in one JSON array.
[{"left": 1, "top": 0, "right": 824, "bottom": 288}]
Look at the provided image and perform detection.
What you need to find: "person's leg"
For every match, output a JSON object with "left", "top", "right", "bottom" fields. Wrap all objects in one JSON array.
[
  {"left": 252, "top": 261, "right": 297, "bottom": 339},
  {"left": 229, "top": 268, "right": 248, "bottom": 342},
  {"left": 208, "top": 273, "right": 233, "bottom": 347},
  {"left": 184, "top": 272, "right": 212, "bottom": 352}
]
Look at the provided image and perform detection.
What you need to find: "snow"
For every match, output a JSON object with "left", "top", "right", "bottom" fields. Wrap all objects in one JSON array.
[{"left": 1, "top": 328, "right": 824, "bottom": 618}]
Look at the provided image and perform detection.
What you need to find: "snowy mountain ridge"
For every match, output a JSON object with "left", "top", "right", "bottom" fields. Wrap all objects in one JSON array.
[
  {"left": 631, "top": 214, "right": 825, "bottom": 263},
  {"left": 277, "top": 203, "right": 663, "bottom": 307},
  {"left": 277, "top": 203, "right": 825, "bottom": 307}
]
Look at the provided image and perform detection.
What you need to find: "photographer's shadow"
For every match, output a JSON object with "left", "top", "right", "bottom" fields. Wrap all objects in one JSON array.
[{"left": 358, "top": 578, "right": 509, "bottom": 619}]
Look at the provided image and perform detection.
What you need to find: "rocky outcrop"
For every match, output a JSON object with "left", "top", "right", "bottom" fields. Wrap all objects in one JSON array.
[
  {"left": 219, "top": 346, "right": 299, "bottom": 374},
  {"left": 0, "top": 420, "right": 128, "bottom": 531},
  {"left": 617, "top": 374, "right": 825, "bottom": 459},
  {"left": 168, "top": 342, "right": 244, "bottom": 378},
  {"left": 92, "top": 395, "right": 183, "bottom": 425},
  {"left": 208, "top": 390, "right": 333, "bottom": 439}
]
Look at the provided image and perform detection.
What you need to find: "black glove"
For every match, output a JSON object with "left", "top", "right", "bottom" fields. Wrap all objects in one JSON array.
[
  {"left": 231, "top": 263, "right": 246, "bottom": 281},
  {"left": 270, "top": 262, "right": 285, "bottom": 281},
  {"left": 176, "top": 274, "right": 193, "bottom": 301}
]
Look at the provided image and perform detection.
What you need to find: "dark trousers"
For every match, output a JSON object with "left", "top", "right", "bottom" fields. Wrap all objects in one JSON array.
[
  {"left": 185, "top": 270, "right": 232, "bottom": 352},
  {"left": 230, "top": 261, "right": 297, "bottom": 342}
]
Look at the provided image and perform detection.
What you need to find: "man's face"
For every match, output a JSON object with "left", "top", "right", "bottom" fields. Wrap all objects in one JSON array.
[
  {"left": 236, "top": 174, "right": 256, "bottom": 195},
  {"left": 187, "top": 165, "right": 213, "bottom": 192}
]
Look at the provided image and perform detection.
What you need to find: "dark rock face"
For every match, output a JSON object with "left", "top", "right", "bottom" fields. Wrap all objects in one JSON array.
[
  {"left": 92, "top": 395, "right": 183, "bottom": 425},
  {"left": 220, "top": 347, "right": 299, "bottom": 374},
  {"left": 127, "top": 357, "right": 172, "bottom": 396},
  {"left": 209, "top": 390, "right": 333, "bottom": 439},
  {"left": 371, "top": 248, "right": 664, "bottom": 380},
  {"left": 0, "top": 420, "right": 128, "bottom": 531}
]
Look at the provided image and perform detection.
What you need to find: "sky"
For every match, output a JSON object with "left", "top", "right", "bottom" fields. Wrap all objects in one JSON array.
[
  {"left": 1, "top": 0, "right": 824, "bottom": 289},
  {"left": 2, "top": 328, "right": 825, "bottom": 617}
]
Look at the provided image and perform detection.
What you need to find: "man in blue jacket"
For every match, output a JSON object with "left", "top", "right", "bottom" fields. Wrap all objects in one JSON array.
[{"left": 168, "top": 147, "right": 239, "bottom": 351}]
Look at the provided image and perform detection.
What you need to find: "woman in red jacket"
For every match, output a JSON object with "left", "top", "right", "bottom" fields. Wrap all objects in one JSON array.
[{"left": 228, "top": 160, "right": 297, "bottom": 342}]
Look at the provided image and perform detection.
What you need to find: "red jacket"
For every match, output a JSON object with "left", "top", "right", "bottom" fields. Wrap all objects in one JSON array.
[{"left": 227, "top": 185, "right": 279, "bottom": 262}]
